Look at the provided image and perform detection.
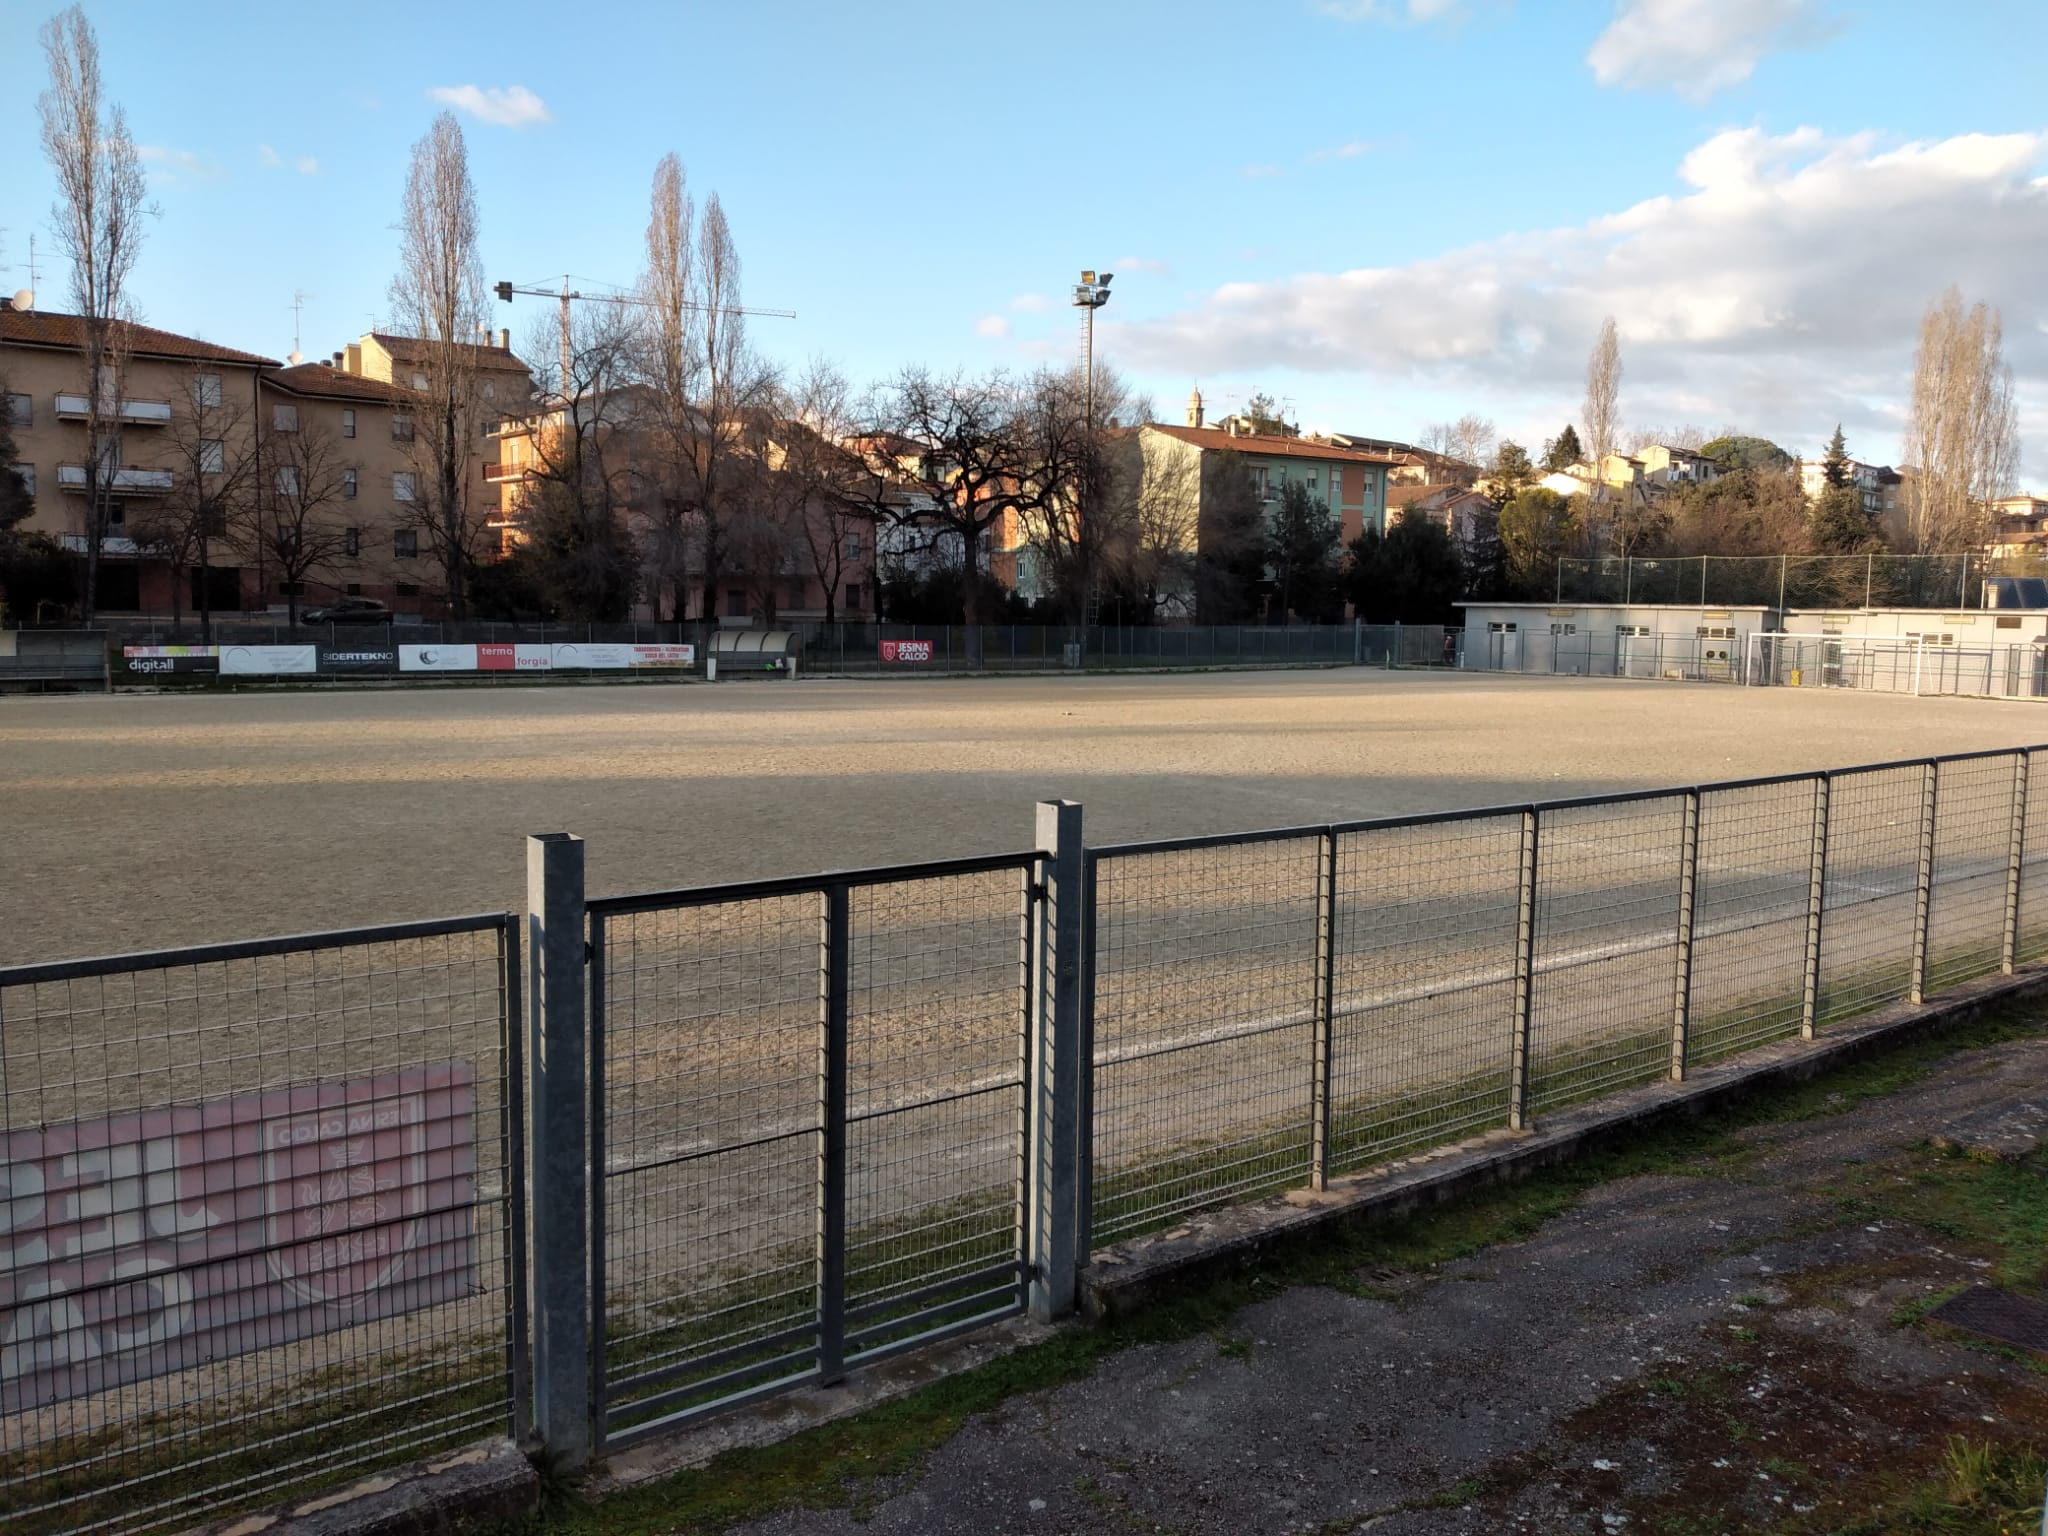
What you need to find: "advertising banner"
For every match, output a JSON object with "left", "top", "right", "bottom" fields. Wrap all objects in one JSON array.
[
  {"left": 0, "top": 1064, "right": 478, "bottom": 1412},
  {"left": 548, "top": 643, "right": 693, "bottom": 670},
  {"left": 316, "top": 645, "right": 399, "bottom": 675},
  {"left": 219, "top": 645, "right": 318, "bottom": 675},
  {"left": 475, "top": 644, "right": 553, "bottom": 671},
  {"left": 122, "top": 645, "right": 219, "bottom": 676},
  {"left": 880, "top": 640, "right": 934, "bottom": 663},
  {"left": 398, "top": 645, "right": 480, "bottom": 672}
]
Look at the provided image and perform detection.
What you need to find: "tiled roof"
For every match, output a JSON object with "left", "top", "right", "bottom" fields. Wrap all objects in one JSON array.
[
  {"left": 1146, "top": 423, "right": 1401, "bottom": 465},
  {"left": 265, "top": 363, "right": 413, "bottom": 403},
  {"left": 368, "top": 332, "right": 530, "bottom": 373},
  {"left": 1389, "top": 482, "right": 1457, "bottom": 506},
  {"left": 0, "top": 308, "right": 280, "bottom": 366}
]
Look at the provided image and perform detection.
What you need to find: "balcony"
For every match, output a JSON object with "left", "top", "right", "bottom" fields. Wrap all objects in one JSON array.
[
  {"left": 483, "top": 461, "right": 525, "bottom": 483},
  {"left": 57, "top": 463, "right": 175, "bottom": 495},
  {"left": 53, "top": 393, "right": 174, "bottom": 426}
]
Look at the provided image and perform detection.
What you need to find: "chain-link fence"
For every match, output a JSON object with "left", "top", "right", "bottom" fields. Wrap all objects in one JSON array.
[
  {"left": 584, "top": 854, "right": 1038, "bottom": 1452},
  {"left": 0, "top": 916, "right": 524, "bottom": 1536}
]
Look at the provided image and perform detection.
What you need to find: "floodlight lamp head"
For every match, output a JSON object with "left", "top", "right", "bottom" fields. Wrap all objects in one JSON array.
[
  {"left": 1080, "top": 270, "right": 1096, "bottom": 284},
  {"left": 1100, "top": 273, "right": 1113, "bottom": 287}
]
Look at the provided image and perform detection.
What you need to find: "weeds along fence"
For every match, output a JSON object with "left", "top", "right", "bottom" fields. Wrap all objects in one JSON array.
[{"left": 7, "top": 746, "right": 2048, "bottom": 1531}]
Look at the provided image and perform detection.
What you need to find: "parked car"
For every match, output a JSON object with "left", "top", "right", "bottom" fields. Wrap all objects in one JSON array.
[{"left": 302, "top": 597, "right": 393, "bottom": 626}]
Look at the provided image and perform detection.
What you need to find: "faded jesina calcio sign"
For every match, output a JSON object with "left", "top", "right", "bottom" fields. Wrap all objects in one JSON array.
[{"left": 0, "top": 1064, "right": 478, "bottom": 1412}]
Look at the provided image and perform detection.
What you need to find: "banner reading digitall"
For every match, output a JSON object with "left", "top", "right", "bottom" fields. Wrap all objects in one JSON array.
[{"left": 121, "top": 643, "right": 696, "bottom": 678}]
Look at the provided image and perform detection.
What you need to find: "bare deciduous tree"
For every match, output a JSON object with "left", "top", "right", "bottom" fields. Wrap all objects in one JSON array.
[
  {"left": 772, "top": 359, "right": 875, "bottom": 626},
  {"left": 1582, "top": 316, "right": 1623, "bottom": 504},
  {"left": 255, "top": 419, "right": 359, "bottom": 626},
  {"left": 39, "top": 3, "right": 153, "bottom": 622},
  {"left": 128, "top": 365, "right": 258, "bottom": 636},
  {"left": 1902, "top": 287, "right": 2020, "bottom": 553},
  {"left": 634, "top": 158, "right": 779, "bottom": 621},
  {"left": 390, "top": 110, "right": 487, "bottom": 615}
]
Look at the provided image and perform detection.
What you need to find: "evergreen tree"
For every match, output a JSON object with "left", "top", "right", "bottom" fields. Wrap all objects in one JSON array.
[
  {"left": 0, "top": 380, "right": 33, "bottom": 536},
  {"left": 1488, "top": 440, "right": 1537, "bottom": 498},
  {"left": 1822, "top": 424, "right": 1852, "bottom": 489},
  {"left": 1808, "top": 484, "right": 1877, "bottom": 554},
  {"left": 1699, "top": 434, "right": 1794, "bottom": 473},
  {"left": 1540, "top": 424, "right": 1584, "bottom": 472},
  {"left": 1243, "top": 391, "right": 1291, "bottom": 435},
  {"left": 1268, "top": 480, "right": 1342, "bottom": 622},
  {"left": 1346, "top": 507, "right": 1463, "bottom": 623},
  {"left": 1497, "top": 486, "right": 1580, "bottom": 596}
]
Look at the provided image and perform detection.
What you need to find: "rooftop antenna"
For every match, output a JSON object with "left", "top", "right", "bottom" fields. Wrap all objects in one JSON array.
[{"left": 289, "top": 289, "right": 309, "bottom": 366}]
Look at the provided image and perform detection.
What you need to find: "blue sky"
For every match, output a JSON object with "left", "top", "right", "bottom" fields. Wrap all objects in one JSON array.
[{"left": 4, "top": 0, "right": 2047, "bottom": 473}]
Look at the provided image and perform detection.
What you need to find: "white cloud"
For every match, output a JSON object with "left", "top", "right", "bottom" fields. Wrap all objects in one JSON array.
[
  {"left": 1307, "top": 141, "right": 1374, "bottom": 163},
  {"left": 1113, "top": 127, "right": 2048, "bottom": 463},
  {"left": 295, "top": 156, "right": 320, "bottom": 175},
  {"left": 259, "top": 144, "right": 281, "bottom": 168},
  {"left": 975, "top": 314, "right": 1013, "bottom": 339},
  {"left": 1587, "top": 0, "right": 1841, "bottom": 102},
  {"left": 427, "top": 84, "right": 552, "bottom": 128},
  {"left": 138, "top": 144, "right": 222, "bottom": 182},
  {"left": 1009, "top": 293, "right": 1052, "bottom": 313}
]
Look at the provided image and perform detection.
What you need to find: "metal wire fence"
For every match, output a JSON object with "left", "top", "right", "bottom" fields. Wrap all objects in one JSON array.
[
  {"left": 0, "top": 916, "right": 524, "bottom": 1536},
  {"left": 1085, "top": 746, "right": 2047, "bottom": 1243},
  {"left": 584, "top": 854, "right": 1037, "bottom": 1452}
]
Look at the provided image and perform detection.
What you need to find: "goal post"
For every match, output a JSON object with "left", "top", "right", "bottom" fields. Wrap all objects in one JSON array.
[{"left": 1739, "top": 631, "right": 2036, "bottom": 698}]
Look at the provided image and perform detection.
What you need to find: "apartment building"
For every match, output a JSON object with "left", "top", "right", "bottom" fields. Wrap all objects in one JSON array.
[
  {"left": 0, "top": 297, "right": 530, "bottom": 618},
  {"left": 2, "top": 303, "right": 277, "bottom": 612},
  {"left": 1797, "top": 456, "right": 1901, "bottom": 520}
]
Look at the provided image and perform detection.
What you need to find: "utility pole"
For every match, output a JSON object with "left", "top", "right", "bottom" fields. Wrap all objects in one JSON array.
[{"left": 1072, "top": 270, "right": 1113, "bottom": 637}]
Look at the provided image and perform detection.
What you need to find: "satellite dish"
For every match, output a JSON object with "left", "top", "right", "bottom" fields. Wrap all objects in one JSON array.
[
  {"left": 10, "top": 289, "right": 32, "bottom": 313},
  {"left": 287, "top": 349, "right": 304, "bottom": 366}
]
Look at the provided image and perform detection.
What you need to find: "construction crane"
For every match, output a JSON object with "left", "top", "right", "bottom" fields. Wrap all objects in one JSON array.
[{"left": 492, "top": 275, "right": 795, "bottom": 390}]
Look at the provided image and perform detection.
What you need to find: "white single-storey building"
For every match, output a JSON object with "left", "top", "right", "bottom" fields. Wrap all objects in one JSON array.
[{"left": 1456, "top": 602, "right": 1777, "bottom": 681}]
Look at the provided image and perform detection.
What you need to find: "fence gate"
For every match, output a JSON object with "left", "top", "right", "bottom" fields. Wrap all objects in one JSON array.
[{"left": 584, "top": 854, "right": 1040, "bottom": 1451}]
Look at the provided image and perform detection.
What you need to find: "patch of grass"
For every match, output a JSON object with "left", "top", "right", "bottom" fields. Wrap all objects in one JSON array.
[
  {"left": 1213, "top": 1330, "right": 1254, "bottom": 1360},
  {"left": 1828, "top": 1436, "right": 2048, "bottom": 1535}
]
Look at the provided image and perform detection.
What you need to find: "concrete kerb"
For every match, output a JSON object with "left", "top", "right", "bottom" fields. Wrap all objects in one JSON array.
[
  {"left": 175, "top": 1439, "right": 537, "bottom": 1536},
  {"left": 1081, "top": 962, "right": 2048, "bottom": 1321}
]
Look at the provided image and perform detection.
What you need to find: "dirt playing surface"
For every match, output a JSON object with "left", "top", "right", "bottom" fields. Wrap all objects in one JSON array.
[{"left": 4, "top": 669, "right": 2045, "bottom": 965}]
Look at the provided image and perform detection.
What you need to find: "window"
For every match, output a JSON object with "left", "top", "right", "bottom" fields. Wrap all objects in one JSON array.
[
  {"left": 12, "top": 464, "right": 33, "bottom": 497},
  {"left": 343, "top": 469, "right": 357, "bottom": 499},
  {"left": 345, "top": 582, "right": 363, "bottom": 596},
  {"left": 195, "top": 374, "right": 221, "bottom": 408},
  {"left": 411, "top": 371, "right": 429, "bottom": 391},
  {"left": 845, "top": 582, "right": 863, "bottom": 610},
  {"left": 272, "top": 403, "right": 298, "bottom": 433},
  {"left": 1488, "top": 621, "right": 1518, "bottom": 633},
  {"left": 274, "top": 466, "right": 299, "bottom": 497},
  {"left": 341, "top": 409, "right": 356, "bottom": 439},
  {"left": 726, "top": 588, "right": 748, "bottom": 618},
  {"left": 1615, "top": 624, "right": 1650, "bottom": 636},
  {"left": 392, "top": 471, "right": 417, "bottom": 502},
  {"left": 843, "top": 532, "right": 861, "bottom": 560},
  {"left": 277, "top": 580, "right": 305, "bottom": 596},
  {"left": 787, "top": 579, "right": 806, "bottom": 610},
  {"left": 394, "top": 529, "right": 419, "bottom": 559},
  {"left": 395, "top": 581, "right": 420, "bottom": 597},
  {"left": 1550, "top": 622, "right": 1577, "bottom": 636},
  {"left": 200, "top": 438, "right": 225, "bottom": 475},
  {"left": 481, "top": 419, "right": 497, "bottom": 438},
  {"left": 481, "top": 380, "right": 496, "bottom": 401},
  {"left": 4, "top": 393, "right": 29, "bottom": 428},
  {"left": 344, "top": 527, "right": 361, "bottom": 557},
  {"left": 202, "top": 506, "right": 227, "bottom": 536},
  {"left": 391, "top": 413, "right": 415, "bottom": 443}
]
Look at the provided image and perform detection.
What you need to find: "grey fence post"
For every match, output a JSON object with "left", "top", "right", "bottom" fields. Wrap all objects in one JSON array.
[
  {"left": 1911, "top": 761, "right": 1938, "bottom": 1005},
  {"left": 1029, "top": 800, "right": 1084, "bottom": 1322},
  {"left": 1510, "top": 808, "right": 1540, "bottom": 1131},
  {"left": 1310, "top": 828, "right": 1339, "bottom": 1190},
  {"left": 526, "top": 833, "right": 589, "bottom": 1467},
  {"left": 1671, "top": 790, "right": 1700, "bottom": 1081},
  {"left": 818, "top": 882, "right": 850, "bottom": 1384},
  {"left": 2004, "top": 752, "right": 2029, "bottom": 975},
  {"left": 1802, "top": 775, "right": 1830, "bottom": 1039}
]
